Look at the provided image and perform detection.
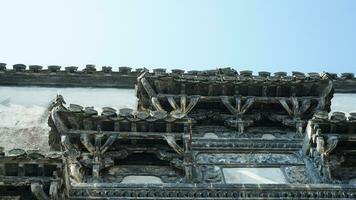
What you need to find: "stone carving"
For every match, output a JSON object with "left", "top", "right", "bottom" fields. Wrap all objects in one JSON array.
[
  {"left": 303, "top": 111, "right": 356, "bottom": 183},
  {"left": 283, "top": 166, "right": 311, "bottom": 184},
  {"left": 196, "top": 153, "right": 303, "bottom": 165},
  {"left": 1, "top": 68, "right": 356, "bottom": 199},
  {"left": 136, "top": 70, "right": 333, "bottom": 135}
]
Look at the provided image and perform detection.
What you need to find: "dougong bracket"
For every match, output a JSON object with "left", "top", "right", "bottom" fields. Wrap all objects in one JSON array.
[
  {"left": 220, "top": 96, "right": 255, "bottom": 133},
  {"left": 167, "top": 95, "right": 200, "bottom": 119},
  {"left": 279, "top": 97, "right": 311, "bottom": 135}
]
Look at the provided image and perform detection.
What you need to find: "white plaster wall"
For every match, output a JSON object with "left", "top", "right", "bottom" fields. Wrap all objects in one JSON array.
[{"left": 0, "top": 87, "right": 136, "bottom": 152}]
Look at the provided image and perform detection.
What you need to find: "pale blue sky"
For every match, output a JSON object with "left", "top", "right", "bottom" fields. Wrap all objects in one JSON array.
[{"left": 0, "top": 0, "right": 355, "bottom": 73}]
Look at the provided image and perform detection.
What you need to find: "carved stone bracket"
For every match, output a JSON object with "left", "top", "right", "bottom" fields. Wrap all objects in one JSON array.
[
  {"left": 168, "top": 95, "right": 200, "bottom": 119},
  {"left": 61, "top": 135, "right": 83, "bottom": 183},
  {"left": 79, "top": 127, "right": 117, "bottom": 179},
  {"left": 220, "top": 96, "right": 255, "bottom": 133},
  {"left": 162, "top": 121, "right": 194, "bottom": 181},
  {"left": 163, "top": 120, "right": 194, "bottom": 181},
  {"left": 279, "top": 97, "right": 311, "bottom": 135},
  {"left": 50, "top": 95, "right": 69, "bottom": 134},
  {"left": 140, "top": 72, "right": 157, "bottom": 99},
  {"left": 151, "top": 95, "right": 200, "bottom": 119},
  {"left": 316, "top": 78, "right": 333, "bottom": 111},
  {"left": 151, "top": 96, "right": 164, "bottom": 111}
]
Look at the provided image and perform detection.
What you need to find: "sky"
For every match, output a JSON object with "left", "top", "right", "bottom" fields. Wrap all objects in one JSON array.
[{"left": 0, "top": 0, "right": 355, "bottom": 73}]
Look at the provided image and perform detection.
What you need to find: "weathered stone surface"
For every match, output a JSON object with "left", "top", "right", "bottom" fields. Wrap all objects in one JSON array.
[
  {"left": 1, "top": 66, "right": 356, "bottom": 199},
  {"left": 0, "top": 63, "right": 7, "bottom": 71},
  {"left": 29, "top": 65, "right": 43, "bottom": 72},
  {"left": 102, "top": 66, "right": 112, "bottom": 73},
  {"left": 65, "top": 66, "right": 78, "bottom": 73},
  {"left": 13, "top": 64, "right": 26, "bottom": 72},
  {"left": 47, "top": 65, "right": 61, "bottom": 72},
  {"left": 0, "top": 64, "right": 353, "bottom": 93},
  {"left": 118, "top": 66, "right": 132, "bottom": 74}
]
